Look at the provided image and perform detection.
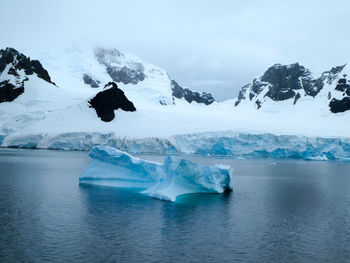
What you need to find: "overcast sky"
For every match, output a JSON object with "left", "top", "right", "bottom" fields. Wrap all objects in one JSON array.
[{"left": 1, "top": 0, "right": 350, "bottom": 100}]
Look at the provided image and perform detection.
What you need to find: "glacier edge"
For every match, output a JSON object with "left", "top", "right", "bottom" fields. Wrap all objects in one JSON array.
[{"left": 1, "top": 131, "right": 350, "bottom": 161}]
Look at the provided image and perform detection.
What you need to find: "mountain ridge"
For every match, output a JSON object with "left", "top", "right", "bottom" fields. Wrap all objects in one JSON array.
[
  {"left": 0, "top": 46, "right": 350, "bottom": 148},
  {"left": 234, "top": 62, "right": 350, "bottom": 113}
]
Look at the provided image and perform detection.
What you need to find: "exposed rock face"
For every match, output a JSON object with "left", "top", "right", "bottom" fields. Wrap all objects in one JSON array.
[
  {"left": 88, "top": 82, "right": 136, "bottom": 122},
  {"left": 320, "top": 65, "right": 346, "bottom": 85},
  {"left": 261, "top": 63, "right": 316, "bottom": 100},
  {"left": 334, "top": 77, "right": 350, "bottom": 94},
  {"left": 235, "top": 62, "right": 350, "bottom": 113},
  {"left": 236, "top": 63, "right": 322, "bottom": 107},
  {"left": 235, "top": 84, "right": 249, "bottom": 106},
  {"left": 0, "top": 80, "right": 25, "bottom": 103},
  {"left": 171, "top": 80, "right": 215, "bottom": 105},
  {"left": 94, "top": 47, "right": 215, "bottom": 106},
  {"left": 83, "top": 74, "right": 100, "bottom": 88},
  {"left": 94, "top": 48, "right": 146, "bottom": 85},
  {"left": 0, "top": 47, "right": 54, "bottom": 103},
  {"left": 329, "top": 77, "right": 350, "bottom": 113},
  {"left": 329, "top": 97, "right": 350, "bottom": 113},
  {"left": 293, "top": 92, "right": 301, "bottom": 105},
  {"left": 0, "top": 48, "right": 53, "bottom": 83}
]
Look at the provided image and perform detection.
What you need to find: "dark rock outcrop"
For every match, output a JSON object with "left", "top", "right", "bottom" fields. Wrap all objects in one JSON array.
[
  {"left": 95, "top": 48, "right": 146, "bottom": 85},
  {"left": 235, "top": 62, "right": 350, "bottom": 113},
  {"left": 256, "top": 63, "right": 317, "bottom": 102},
  {"left": 329, "top": 97, "right": 350, "bottom": 113},
  {"left": 235, "top": 63, "right": 326, "bottom": 107},
  {"left": 83, "top": 74, "right": 100, "bottom": 88},
  {"left": 0, "top": 80, "right": 25, "bottom": 103},
  {"left": 293, "top": 93, "right": 301, "bottom": 105},
  {"left": 255, "top": 99, "right": 262, "bottom": 109},
  {"left": 320, "top": 65, "right": 346, "bottom": 85},
  {"left": 171, "top": 80, "right": 215, "bottom": 105},
  {"left": 105, "top": 65, "right": 145, "bottom": 85},
  {"left": 334, "top": 77, "right": 350, "bottom": 94},
  {"left": 0, "top": 48, "right": 53, "bottom": 83},
  {"left": 235, "top": 84, "right": 250, "bottom": 106},
  {"left": 329, "top": 77, "right": 350, "bottom": 113},
  {"left": 261, "top": 64, "right": 308, "bottom": 100},
  {"left": 0, "top": 47, "right": 54, "bottom": 103},
  {"left": 88, "top": 82, "right": 136, "bottom": 122}
]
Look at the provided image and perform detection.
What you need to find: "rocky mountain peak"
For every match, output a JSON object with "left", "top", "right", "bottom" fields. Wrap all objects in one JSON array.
[
  {"left": 235, "top": 62, "right": 350, "bottom": 113},
  {"left": 0, "top": 47, "right": 54, "bottom": 103},
  {"left": 0, "top": 47, "right": 53, "bottom": 84},
  {"left": 171, "top": 80, "right": 215, "bottom": 105},
  {"left": 320, "top": 64, "right": 346, "bottom": 85},
  {"left": 94, "top": 47, "right": 146, "bottom": 85}
]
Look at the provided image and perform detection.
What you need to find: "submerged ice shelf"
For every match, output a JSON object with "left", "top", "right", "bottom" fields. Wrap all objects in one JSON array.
[{"left": 79, "top": 146, "right": 233, "bottom": 201}]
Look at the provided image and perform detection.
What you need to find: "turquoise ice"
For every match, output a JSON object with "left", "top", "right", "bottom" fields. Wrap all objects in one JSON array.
[{"left": 79, "top": 146, "right": 233, "bottom": 201}]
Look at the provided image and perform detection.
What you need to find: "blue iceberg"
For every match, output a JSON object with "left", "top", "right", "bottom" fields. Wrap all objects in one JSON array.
[{"left": 79, "top": 146, "right": 233, "bottom": 201}]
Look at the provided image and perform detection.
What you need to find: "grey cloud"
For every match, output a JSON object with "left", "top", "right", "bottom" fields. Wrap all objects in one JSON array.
[{"left": 1, "top": 0, "right": 349, "bottom": 100}]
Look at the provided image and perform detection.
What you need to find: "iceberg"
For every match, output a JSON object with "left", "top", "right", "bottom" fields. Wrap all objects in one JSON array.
[{"left": 79, "top": 146, "right": 233, "bottom": 201}]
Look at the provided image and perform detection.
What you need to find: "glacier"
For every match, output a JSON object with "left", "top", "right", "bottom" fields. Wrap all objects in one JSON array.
[
  {"left": 2, "top": 47, "right": 350, "bottom": 161},
  {"left": 2, "top": 131, "right": 350, "bottom": 161},
  {"left": 173, "top": 132, "right": 350, "bottom": 160},
  {"left": 79, "top": 146, "right": 233, "bottom": 201}
]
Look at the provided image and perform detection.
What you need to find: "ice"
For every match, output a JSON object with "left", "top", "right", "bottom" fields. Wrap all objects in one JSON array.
[
  {"left": 2, "top": 131, "right": 350, "bottom": 161},
  {"left": 2, "top": 47, "right": 350, "bottom": 160},
  {"left": 79, "top": 146, "right": 233, "bottom": 201},
  {"left": 1, "top": 132, "right": 181, "bottom": 153},
  {"left": 173, "top": 132, "right": 350, "bottom": 160},
  {"left": 0, "top": 135, "right": 5, "bottom": 145}
]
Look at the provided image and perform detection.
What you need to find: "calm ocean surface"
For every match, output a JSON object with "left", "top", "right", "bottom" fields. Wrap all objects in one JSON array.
[{"left": 1, "top": 148, "right": 350, "bottom": 262}]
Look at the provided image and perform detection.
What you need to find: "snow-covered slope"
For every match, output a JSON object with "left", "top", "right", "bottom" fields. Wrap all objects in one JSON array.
[
  {"left": 30, "top": 47, "right": 215, "bottom": 107},
  {"left": 0, "top": 46, "right": 217, "bottom": 135},
  {"left": 1, "top": 47, "right": 350, "bottom": 160}
]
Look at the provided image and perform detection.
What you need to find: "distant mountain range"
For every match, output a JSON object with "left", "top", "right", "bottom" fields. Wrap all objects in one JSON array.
[
  {"left": 0, "top": 46, "right": 350, "bottom": 154},
  {"left": 2, "top": 46, "right": 350, "bottom": 116}
]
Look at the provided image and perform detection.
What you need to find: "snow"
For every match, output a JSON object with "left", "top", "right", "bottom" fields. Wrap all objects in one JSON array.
[
  {"left": 1, "top": 47, "right": 350, "bottom": 160},
  {"left": 79, "top": 146, "right": 233, "bottom": 201}
]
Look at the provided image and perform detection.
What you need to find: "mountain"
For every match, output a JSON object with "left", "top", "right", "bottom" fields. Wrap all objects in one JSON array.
[
  {"left": 28, "top": 47, "right": 215, "bottom": 107},
  {"left": 234, "top": 62, "right": 350, "bottom": 113},
  {"left": 171, "top": 80, "right": 215, "bottom": 105},
  {"left": 0, "top": 47, "right": 216, "bottom": 123},
  {"left": 0, "top": 47, "right": 55, "bottom": 103},
  {"left": 0, "top": 46, "right": 222, "bottom": 140},
  {"left": 93, "top": 47, "right": 216, "bottom": 105},
  {"left": 1, "top": 47, "right": 350, "bottom": 158}
]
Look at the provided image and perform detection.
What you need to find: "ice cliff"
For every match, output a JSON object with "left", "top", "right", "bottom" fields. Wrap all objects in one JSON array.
[
  {"left": 79, "top": 146, "right": 233, "bottom": 201},
  {"left": 3, "top": 131, "right": 350, "bottom": 161}
]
